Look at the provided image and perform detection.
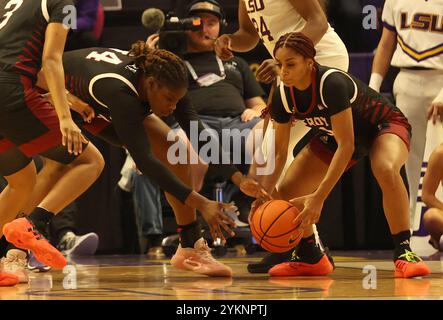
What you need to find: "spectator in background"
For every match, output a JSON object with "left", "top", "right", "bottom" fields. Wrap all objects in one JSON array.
[
  {"left": 182, "top": 0, "right": 267, "bottom": 213},
  {"left": 147, "top": 0, "right": 267, "bottom": 223}
]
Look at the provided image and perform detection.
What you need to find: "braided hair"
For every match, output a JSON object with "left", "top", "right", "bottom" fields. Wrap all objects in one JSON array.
[
  {"left": 128, "top": 41, "right": 188, "bottom": 88},
  {"left": 273, "top": 32, "right": 317, "bottom": 62},
  {"left": 263, "top": 33, "right": 317, "bottom": 121}
]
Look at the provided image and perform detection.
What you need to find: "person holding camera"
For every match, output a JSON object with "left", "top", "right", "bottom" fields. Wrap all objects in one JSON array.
[{"left": 184, "top": 0, "right": 269, "bottom": 226}]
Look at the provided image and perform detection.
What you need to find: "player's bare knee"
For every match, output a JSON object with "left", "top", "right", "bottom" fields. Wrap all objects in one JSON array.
[
  {"left": 90, "top": 150, "right": 105, "bottom": 177},
  {"left": 73, "top": 145, "right": 105, "bottom": 177},
  {"left": 371, "top": 161, "right": 398, "bottom": 187}
]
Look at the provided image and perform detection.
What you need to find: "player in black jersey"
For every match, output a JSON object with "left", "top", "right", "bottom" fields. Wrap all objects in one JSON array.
[
  {"left": 35, "top": 42, "right": 268, "bottom": 277},
  {"left": 248, "top": 32, "right": 430, "bottom": 278},
  {"left": 0, "top": 0, "right": 105, "bottom": 275}
]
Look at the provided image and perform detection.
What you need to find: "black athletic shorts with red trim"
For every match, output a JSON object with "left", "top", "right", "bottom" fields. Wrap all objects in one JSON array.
[
  {"left": 308, "top": 117, "right": 411, "bottom": 171},
  {"left": 0, "top": 75, "right": 83, "bottom": 176}
]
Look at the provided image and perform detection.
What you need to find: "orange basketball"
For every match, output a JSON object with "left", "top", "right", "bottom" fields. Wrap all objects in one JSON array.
[{"left": 250, "top": 200, "right": 303, "bottom": 253}]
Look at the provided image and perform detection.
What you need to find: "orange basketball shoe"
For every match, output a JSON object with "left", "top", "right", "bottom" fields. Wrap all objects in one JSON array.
[
  {"left": 3, "top": 218, "right": 67, "bottom": 269},
  {"left": 394, "top": 250, "right": 430, "bottom": 278},
  {"left": 0, "top": 272, "right": 19, "bottom": 287},
  {"left": 269, "top": 253, "right": 334, "bottom": 277},
  {"left": 171, "top": 238, "right": 233, "bottom": 277}
]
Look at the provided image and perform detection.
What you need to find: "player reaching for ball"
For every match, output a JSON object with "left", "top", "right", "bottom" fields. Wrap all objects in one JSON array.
[
  {"left": 244, "top": 32, "right": 430, "bottom": 278},
  {"left": 33, "top": 44, "right": 269, "bottom": 277},
  {"left": 215, "top": 0, "right": 349, "bottom": 274}
]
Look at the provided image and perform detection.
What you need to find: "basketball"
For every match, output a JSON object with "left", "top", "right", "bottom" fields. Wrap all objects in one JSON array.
[{"left": 250, "top": 200, "right": 303, "bottom": 253}]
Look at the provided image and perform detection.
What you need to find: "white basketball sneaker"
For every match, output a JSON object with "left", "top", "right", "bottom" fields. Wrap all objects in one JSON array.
[{"left": 1, "top": 249, "right": 28, "bottom": 283}]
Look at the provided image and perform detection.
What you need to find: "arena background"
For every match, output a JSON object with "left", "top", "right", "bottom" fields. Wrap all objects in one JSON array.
[{"left": 73, "top": 0, "right": 404, "bottom": 254}]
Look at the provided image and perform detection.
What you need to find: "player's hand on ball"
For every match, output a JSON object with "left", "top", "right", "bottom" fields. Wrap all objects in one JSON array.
[
  {"left": 200, "top": 200, "right": 237, "bottom": 243},
  {"left": 256, "top": 59, "right": 280, "bottom": 84},
  {"left": 290, "top": 194, "right": 324, "bottom": 229},
  {"left": 248, "top": 198, "right": 265, "bottom": 224}
]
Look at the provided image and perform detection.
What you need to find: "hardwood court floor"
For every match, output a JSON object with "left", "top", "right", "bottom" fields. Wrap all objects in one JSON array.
[{"left": 1, "top": 251, "right": 441, "bottom": 300}]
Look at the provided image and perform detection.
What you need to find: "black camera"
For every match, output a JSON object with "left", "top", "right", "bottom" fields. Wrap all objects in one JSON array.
[{"left": 158, "top": 13, "right": 202, "bottom": 56}]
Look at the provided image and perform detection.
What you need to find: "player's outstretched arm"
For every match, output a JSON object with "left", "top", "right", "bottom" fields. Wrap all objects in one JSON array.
[
  {"left": 185, "top": 191, "right": 236, "bottom": 242},
  {"left": 258, "top": 121, "right": 291, "bottom": 195}
]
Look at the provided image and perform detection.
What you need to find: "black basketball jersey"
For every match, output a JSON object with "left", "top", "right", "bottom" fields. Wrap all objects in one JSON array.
[
  {"left": 62, "top": 47, "right": 237, "bottom": 203},
  {"left": 0, "top": 0, "right": 73, "bottom": 81},
  {"left": 62, "top": 47, "right": 141, "bottom": 120},
  {"left": 270, "top": 65, "right": 410, "bottom": 159}
]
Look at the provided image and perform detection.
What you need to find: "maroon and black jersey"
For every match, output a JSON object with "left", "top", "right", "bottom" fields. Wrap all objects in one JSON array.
[
  {"left": 0, "top": 0, "right": 73, "bottom": 82},
  {"left": 270, "top": 65, "right": 411, "bottom": 160},
  {"left": 62, "top": 47, "right": 140, "bottom": 121}
]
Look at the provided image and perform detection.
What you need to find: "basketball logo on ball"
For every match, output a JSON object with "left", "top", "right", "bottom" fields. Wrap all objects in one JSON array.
[{"left": 249, "top": 200, "right": 303, "bottom": 253}]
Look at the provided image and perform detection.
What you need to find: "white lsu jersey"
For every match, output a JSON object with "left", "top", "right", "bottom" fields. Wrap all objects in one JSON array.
[
  {"left": 242, "top": 0, "right": 348, "bottom": 70},
  {"left": 382, "top": 0, "right": 443, "bottom": 70}
]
